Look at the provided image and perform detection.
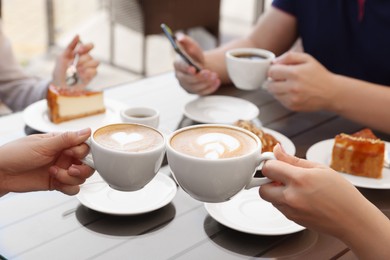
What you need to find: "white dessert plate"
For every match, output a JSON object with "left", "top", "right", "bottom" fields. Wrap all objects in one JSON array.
[
  {"left": 306, "top": 139, "right": 390, "bottom": 189},
  {"left": 23, "top": 98, "right": 127, "bottom": 133},
  {"left": 76, "top": 172, "right": 177, "bottom": 215},
  {"left": 262, "top": 127, "right": 296, "bottom": 155},
  {"left": 184, "top": 95, "right": 259, "bottom": 124},
  {"left": 205, "top": 188, "right": 305, "bottom": 235}
]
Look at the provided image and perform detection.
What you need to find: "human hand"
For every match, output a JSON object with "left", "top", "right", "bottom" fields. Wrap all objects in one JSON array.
[
  {"left": 259, "top": 144, "right": 370, "bottom": 237},
  {"left": 52, "top": 35, "right": 99, "bottom": 88},
  {"left": 0, "top": 128, "right": 94, "bottom": 196},
  {"left": 264, "top": 52, "right": 337, "bottom": 111},
  {"left": 173, "top": 33, "right": 221, "bottom": 95}
]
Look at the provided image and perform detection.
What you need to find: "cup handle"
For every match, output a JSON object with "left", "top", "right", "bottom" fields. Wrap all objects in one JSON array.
[
  {"left": 80, "top": 138, "right": 95, "bottom": 168},
  {"left": 245, "top": 152, "right": 275, "bottom": 189}
]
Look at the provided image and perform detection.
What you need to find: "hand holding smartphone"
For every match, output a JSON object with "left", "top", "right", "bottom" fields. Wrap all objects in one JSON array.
[{"left": 161, "top": 23, "right": 201, "bottom": 73}]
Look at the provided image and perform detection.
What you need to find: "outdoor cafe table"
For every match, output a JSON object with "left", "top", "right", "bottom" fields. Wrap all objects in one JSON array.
[{"left": 1, "top": 72, "right": 389, "bottom": 259}]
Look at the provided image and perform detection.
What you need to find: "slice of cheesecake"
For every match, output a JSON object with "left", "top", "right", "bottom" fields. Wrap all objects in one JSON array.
[
  {"left": 330, "top": 128, "right": 385, "bottom": 178},
  {"left": 47, "top": 85, "right": 106, "bottom": 124}
]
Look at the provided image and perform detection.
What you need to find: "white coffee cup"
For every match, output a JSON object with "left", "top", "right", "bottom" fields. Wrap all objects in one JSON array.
[
  {"left": 226, "top": 48, "right": 275, "bottom": 91},
  {"left": 120, "top": 106, "right": 160, "bottom": 128},
  {"left": 82, "top": 123, "right": 166, "bottom": 191},
  {"left": 166, "top": 124, "right": 274, "bottom": 203}
]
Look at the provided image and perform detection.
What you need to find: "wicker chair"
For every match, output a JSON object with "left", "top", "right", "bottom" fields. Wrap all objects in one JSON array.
[{"left": 108, "top": 0, "right": 221, "bottom": 75}]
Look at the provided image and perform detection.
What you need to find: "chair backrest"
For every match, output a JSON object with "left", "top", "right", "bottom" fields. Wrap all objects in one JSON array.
[{"left": 110, "top": 0, "right": 221, "bottom": 40}]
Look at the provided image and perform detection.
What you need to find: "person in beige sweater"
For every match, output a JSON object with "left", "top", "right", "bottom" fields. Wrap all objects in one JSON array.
[{"left": 0, "top": 21, "right": 99, "bottom": 112}]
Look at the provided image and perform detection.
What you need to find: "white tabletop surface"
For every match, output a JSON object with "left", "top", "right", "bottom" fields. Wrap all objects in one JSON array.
[{"left": 1, "top": 72, "right": 377, "bottom": 259}]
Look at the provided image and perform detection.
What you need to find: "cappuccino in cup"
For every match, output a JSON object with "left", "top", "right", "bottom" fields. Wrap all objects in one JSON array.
[
  {"left": 94, "top": 124, "right": 163, "bottom": 152},
  {"left": 166, "top": 124, "right": 275, "bottom": 203},
  {"left": 82, "top": 123, "right": 166, "bottom": 191},
  {"left": 170, "top": 126, "right": 257, "bottom": 159}
]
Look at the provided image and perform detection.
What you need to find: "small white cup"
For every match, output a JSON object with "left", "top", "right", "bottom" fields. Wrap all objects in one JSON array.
[
  {"left": 226, "top": 48, "right": 275, "bottom": 91},
  {"left": 82, "top": 123, "right": 166, "bottom": 191},
  {"left": 120, "top": 106, "right": 160, "bottom": 128},
  {"left": 166, "top": 124, "right": 275, "bottom": 203}
]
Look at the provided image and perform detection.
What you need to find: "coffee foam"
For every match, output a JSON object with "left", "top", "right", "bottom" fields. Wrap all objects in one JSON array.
[
  {"left": 94, "top": 124, "right": 163, "bottom": 152},
  {"left": 171, "top": 127, "right": 257, "bottom": 159}
]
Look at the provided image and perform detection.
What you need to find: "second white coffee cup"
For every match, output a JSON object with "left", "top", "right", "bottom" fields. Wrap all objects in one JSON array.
[{"left": 166, "top": 124, "right": 275, "bottom": 203}]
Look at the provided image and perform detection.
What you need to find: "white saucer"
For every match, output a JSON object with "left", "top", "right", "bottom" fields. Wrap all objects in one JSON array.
[
  {"left": 184, "top": 95, "right": 259, "bottom": 124},
  {"left": 262, "top": 127, "right": 296, "bottom": 155},
  {"left": 23, "top": 98, "right": 127, "bottom": 132},
  {"left": 205, "top": 188, "right": 305, "bottom": 235},
  {"left": 306, "top": 139, "right": 390, "bottom": 189},
  {"left": 76, "top": 172, "right": 177, "bottom": 215}
]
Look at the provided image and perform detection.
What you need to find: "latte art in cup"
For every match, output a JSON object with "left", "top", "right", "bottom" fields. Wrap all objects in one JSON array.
[
  {"left": 170, "top": 126, "right": 257, "bottom": 159},
  {"left": 166, "top": 124, "right": 275, "bottom": 202},
  {"left": 94, "top": 124, "right": 163, "bottom": 152}
]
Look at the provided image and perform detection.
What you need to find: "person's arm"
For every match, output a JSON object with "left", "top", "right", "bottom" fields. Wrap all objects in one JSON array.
[
  {"left": 0, "top": 24, "right": 99, "bottom": 112},
  {"left": 0, "top": 20, "right": 50, "bottom": 111},
  {"left": 266, "top": 52, "right": 390, "bottom": 134},
  {"left": 52, "top": 35, "right": 99, "bottom": 89},
  {"left": 204, "top": 6, "right": 298, "bottom": 84},
  {"left": 260, "top": 144, "right": 390, "bottom": 259},
  {"left": 326, "top": 74, "right": 390, "bottom": 134},
  {"left": 341, "top": 200, "right": 390, "bottom": 259},
  {"left": 173, "top": 6, "right": 298, "bottom": 95},
  {"left": 0, "top": 128, "right": 94, "bottom": 196}
]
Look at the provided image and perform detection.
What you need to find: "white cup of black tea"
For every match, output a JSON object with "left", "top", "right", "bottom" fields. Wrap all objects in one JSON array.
[
  {"left": 226, "top": 48, "right": 275, "bottom": 91},
  {"left": 120, "top": 106, "right": 160, "bottom": 128}
]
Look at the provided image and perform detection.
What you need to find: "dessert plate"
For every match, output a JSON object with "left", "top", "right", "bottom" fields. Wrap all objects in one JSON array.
[
  {"left": 205, "top": 188, "right": 305, "bottom": 235},
  {"left": 262, "top": 127, "right": 296, "bottom": 155},
  {"left": 23, "top": 98, "right": 127, "bottom": 133},
  {"left": 76, "top": 172, "right": 177, "bottom": 215},
  {"left": 184, "top": 95, "right": 259, "bottom": 124},
  {"left": 306, "top": 139, "right": 390, "bottom": 189}
]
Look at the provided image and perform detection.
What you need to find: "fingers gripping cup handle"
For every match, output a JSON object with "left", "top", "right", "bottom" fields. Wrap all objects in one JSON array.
[
  {"left": 245, "top": 152, "right": 275, "bottom": 189},
  {"left": 80, "top": 138, "right": 95, "bottom": 169}
]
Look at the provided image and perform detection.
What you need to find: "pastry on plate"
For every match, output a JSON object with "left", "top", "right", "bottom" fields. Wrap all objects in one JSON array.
[
  {"left": 47, "top": 85, "right": 106, "bottom": 124},
  {"left": 330, "top": 128, "right": 385, "bottom": 178},
  {"left": 234, "top": 120, "right": 279, "bottom": 152}
]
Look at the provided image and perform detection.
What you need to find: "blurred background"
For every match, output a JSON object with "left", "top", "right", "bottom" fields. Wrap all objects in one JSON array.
[{"left": 1, "top": 0, "right": 271, "bottom": 89}]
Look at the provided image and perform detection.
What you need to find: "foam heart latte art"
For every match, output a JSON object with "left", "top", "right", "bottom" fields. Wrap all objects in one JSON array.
[
  {"left": 170, "top": 126, "right": 258, "bottom": 159},
  {"left": 111, "top": 132, "right": 143, "bottom": 145},
  {"left": 94, "top": 124, "right": 163, "bottom": 152}
]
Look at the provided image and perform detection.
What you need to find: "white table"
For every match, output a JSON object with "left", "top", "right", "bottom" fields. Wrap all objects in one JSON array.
[{"left": 1, "top": 72, "right": 389, "bottom": 259}]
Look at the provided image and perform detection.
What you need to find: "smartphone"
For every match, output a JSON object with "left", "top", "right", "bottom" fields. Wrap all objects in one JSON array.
[{"left": 161, "top": 23, "right": 201, "bottom": 72}]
